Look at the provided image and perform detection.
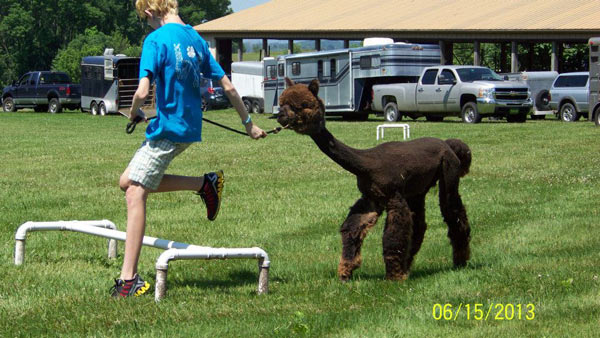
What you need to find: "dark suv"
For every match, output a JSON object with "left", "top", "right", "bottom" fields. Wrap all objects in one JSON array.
[{"left": 201, "top": 77, "right": 230, "bottom": 111}]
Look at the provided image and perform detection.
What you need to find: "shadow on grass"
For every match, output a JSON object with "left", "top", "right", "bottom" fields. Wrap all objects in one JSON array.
[{"left": 167, "top": 270, "right": 285, "bottom": 293}]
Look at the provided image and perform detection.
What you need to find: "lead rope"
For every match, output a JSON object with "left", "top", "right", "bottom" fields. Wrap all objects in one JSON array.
[{"left": 126, "top": 115, "right": 287, "bottom": 135}]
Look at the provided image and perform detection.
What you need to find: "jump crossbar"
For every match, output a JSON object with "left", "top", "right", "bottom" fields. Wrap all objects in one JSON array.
[{"left": 14, "top": 220, "right": 270, "bottom": 301}]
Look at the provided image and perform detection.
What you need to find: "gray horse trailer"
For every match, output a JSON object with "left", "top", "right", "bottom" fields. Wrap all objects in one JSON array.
[{"left": 249, "top": 43, "right": 441, "bottom": 117}]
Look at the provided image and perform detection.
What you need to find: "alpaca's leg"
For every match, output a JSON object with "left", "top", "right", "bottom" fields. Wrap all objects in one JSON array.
[
  {"left": 382, "top": 196, "right": 413, "bottom": 280},
  {"left": 338, "top": 197, "right": 382, "bottom": 281},
  {"left": 406, "top": 194, "right": 427, "bottom": 270},
  {"left": 439, "top": 156, "right": 471, "bottom": 267}
]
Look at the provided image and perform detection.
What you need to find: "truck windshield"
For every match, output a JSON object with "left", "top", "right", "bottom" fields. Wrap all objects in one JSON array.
[{"left": 456, "top": 68, "right": 503, "bottom": 82}]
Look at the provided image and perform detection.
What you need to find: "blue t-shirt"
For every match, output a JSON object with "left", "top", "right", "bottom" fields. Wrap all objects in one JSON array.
[{"left": 139, "top": 24, "right": 225, "bottom": 142}]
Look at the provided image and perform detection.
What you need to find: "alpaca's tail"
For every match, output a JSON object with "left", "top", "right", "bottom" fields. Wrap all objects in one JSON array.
[{"left": 445, "top": 139, "right": 471, "bottom": 177}]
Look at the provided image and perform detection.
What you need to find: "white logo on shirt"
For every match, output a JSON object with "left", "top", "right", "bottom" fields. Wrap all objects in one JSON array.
[{"left": 187, "top": 46, "right": 196, "bottom": 58}]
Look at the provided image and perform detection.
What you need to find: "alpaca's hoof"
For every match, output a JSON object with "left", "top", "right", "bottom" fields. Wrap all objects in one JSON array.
[
  {"left": 338, "top": 274, "right": 352, "bottom": 283},
  {"left": 385, "top": 272, "right": 409, "bottom": 281},
  {"left": 453, "top": 247, "right": 470, "bottom": 267}
]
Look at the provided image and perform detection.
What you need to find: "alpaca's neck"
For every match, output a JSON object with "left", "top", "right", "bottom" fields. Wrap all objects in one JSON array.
[{"left": 310, "top": 127, "right": 368, "bottom": 175}]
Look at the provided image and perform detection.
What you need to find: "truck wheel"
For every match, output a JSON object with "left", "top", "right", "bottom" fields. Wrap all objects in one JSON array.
[
  {"left": 90, "top": 102, "right": 98, "bottom": 115},
  {"left": 251, "top": 100, "right": 261, "bottom": 114},
  {"left": 48, "top": 98, "right": 62, "bottom": 114},
  {"left": 461, "top": 102, "right": 481, "bottom": 123},
  {"left": 99, "top": 102, "right": 107, "bottom": 116},
  {"left": 383, "top": 102, "right": 400, "bottom": 122},
  {"left": 559, "top": 103, "right": 579, "bottom": 122},
  {"left": 243, "top": 99, "right": 252, "bottom": 114},
  {"left": 595, "top": 108, "right": 600, "bottom": 127},
  {"left": 3, "top": 97, "right": 16, "bottom": 112}
]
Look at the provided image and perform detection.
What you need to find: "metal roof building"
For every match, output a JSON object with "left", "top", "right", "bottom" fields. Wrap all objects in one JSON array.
[{"left": 194, "top": 0, "right": 600, "bottom": 74}]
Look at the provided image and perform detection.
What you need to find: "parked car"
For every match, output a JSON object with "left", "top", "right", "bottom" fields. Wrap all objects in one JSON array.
[
  {"left": 372, "top": 65, "right": 532, "bottom": 123},
  {"left": 201, "top": 77, "right": 230, "bottom": 111},
  {"left": 549, "top": 71, "right": 589, "bottom": 122},
  {"left": 2, "top": 71, "right": 81, "bottom": 113}
]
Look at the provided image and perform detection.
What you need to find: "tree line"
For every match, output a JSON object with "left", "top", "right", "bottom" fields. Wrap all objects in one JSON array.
[{"left": 0, "top": 0, "right": 231, "bottom": 86}]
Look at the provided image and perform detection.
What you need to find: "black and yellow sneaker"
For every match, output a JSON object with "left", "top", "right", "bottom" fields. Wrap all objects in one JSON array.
[
  {"left": 110, "top": 274, "right": 150, "bottom": 298},
  {"left": 197, "top": 170, "right": 224, "bottom": 221}
]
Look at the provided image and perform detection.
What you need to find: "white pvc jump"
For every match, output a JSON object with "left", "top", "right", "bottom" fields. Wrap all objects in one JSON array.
[
  {"left": 376, "top": 123, "right": 410, "bottom": 140},
  {"left": 14, "top": 220, "right": 270, "bottom": 301}
]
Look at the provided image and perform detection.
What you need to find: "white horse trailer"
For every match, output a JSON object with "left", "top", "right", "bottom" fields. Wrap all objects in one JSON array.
[
  {"left": 231, "top": 57, "right": 277, "bottom": 114},
  {"left": 268, "top": 42, "right": 441, "bottom": 118}
]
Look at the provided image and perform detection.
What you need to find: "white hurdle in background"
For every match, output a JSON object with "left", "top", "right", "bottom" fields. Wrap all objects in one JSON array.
[
  {"left": 376, "top": 123, "right": 410, "bottom": 140},
  {"left": 14, "top": 220, "right": 270, "bottom": 301}
]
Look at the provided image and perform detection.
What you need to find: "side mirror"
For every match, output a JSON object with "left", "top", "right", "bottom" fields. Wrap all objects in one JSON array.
[{"left": 503, "top": 75, "right": 509, "bottom": 81}]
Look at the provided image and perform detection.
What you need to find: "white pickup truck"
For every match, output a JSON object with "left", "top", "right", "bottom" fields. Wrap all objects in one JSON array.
[{"left": 372, "top": 65, "right": 533, "bottom": 123}]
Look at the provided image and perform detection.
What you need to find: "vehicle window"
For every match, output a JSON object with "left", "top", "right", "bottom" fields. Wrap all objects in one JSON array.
[
  {"left": 330, "top": 59, "right": 337, "bottom": 79},
  {"left": 278, "top": 63, "right": 284, "bottom": 77},
  {"left": 359, "top": 55, "right": 381, "bottom": 69},
  {"left": 45, "top": 73, "right": 70, "bottom": 84},
  {"left": 456, "top": 68, "right": 503, "bottom": 82},
  {"left": 438, "top": 69, "right": 456, "bottom": 85},
  {"left": 19, "top": 74, "right": 31, "bottom": 86},
  {"left": 421, "top": 69, "right": 438, "bottom": 85},
  {"left": 292, "top": 62, "right": 301, "bottom": 76},
  {"left": 553, "top": 75, "right": 588, "bottom": 88},
  {"left": 266, "top": 65, "right": 276, "bottom": 79}
]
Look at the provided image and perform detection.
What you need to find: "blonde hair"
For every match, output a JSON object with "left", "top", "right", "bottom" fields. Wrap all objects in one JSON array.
[{"left": 135, "top": 0, "right": 178, "bottom": 18}]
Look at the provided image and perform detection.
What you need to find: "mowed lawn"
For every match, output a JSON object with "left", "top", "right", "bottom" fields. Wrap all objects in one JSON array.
[{"left": 0, "top": 109, "right": 599, "bottom": 337}]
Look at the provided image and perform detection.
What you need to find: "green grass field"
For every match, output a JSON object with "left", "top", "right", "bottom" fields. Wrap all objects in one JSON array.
[{"left": 1, "top": 110, "right": 599, "bottom": 337}]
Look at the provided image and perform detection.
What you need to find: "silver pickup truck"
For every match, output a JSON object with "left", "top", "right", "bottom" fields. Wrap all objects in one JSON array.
[{"left": 372, "top": 65, "right": 533, "bottom": 123}]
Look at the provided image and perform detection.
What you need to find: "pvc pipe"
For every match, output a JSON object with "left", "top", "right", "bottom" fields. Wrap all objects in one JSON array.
[
  {"left": 155, "top": 247, "right": 270, "bottom": 301},
  {"left": 14, "top": 220, "right": 271, "bottom": 300},
  {"left": 14, "top": 220, "right": 118, "bottom": 265}
]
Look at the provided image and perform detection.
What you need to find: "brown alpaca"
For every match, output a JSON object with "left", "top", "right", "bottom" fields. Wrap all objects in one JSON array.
[{"left": 277, "top": 78, "right": 472, "bottom": 281}]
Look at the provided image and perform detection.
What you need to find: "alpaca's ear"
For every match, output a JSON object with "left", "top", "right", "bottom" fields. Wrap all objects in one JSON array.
[
  {"left": 308, "top": 79, "right": 319, "bottom": 97},
  {"left": 285, "top": 77, "right": 295, "bottom": 87}
]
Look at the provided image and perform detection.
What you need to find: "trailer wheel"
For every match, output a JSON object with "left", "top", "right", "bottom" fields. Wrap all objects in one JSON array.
[
  {"left": 383, "top": 102, "right": 400, "bottom": 122},
  {"left": 99, "top": 102, "right": 107, "bottom": 116},
  {"left": 90, "top": 101, "right": 98, "bottom": 115},
  {"left": 251, "top": 100, "right": 262, "bottom": 114},
  {"left": 48, "top": 98, "right": 62, "bottom": 114},
  {"left": 243, "top": 99, "right": 252, "bottom": 114},
  {"left": 461, "top": 102, "right": 481, "bottom": 123},
  {"left": 3, "top": 97, "right": 16, "bottom": 112},
  {"left": 559, "top": 102, "right": 579, "bottom": 122}
]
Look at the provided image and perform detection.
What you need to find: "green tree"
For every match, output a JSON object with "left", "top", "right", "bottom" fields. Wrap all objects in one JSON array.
[{"left": 52, "top": 28, "right": 139, "bottom": 83}]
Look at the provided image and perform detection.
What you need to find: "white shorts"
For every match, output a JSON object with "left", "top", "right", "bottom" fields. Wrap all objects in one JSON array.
[{"left": 127, "top": 139, "right": 191, "bottom": 190}]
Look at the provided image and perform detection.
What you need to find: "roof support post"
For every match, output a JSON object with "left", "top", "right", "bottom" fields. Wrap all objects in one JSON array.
[
  {"left": 439, "top": 40, "right": 453, "bottom": 65},
  {"left": 473, "top": 41, "right": 481, "bottom": 66},
  {"left": 511, "top": 41, "right": 519, "bottom": 72},
  {"left": 288, "top": 39, "right": 294, "bottom": 54},
  {"left": 262, "top": 38, "right": 269, "bottom": 58},
  {"left": 237, "top": 39, "right": 243, "bottom": 62},
  {"left": 551, "top": 41, "right": 560, "bottom": 72},
  {"left": 343, "top": 40, "right": 349, "bottom": 49},
  {"left": 315, "top": 39, "right": 321, "bottom": 52}
]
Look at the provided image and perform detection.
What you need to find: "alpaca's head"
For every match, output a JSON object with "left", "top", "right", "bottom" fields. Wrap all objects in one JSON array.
[{"left": 277, "top": 78, "right": 325, "bottom": 135}]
